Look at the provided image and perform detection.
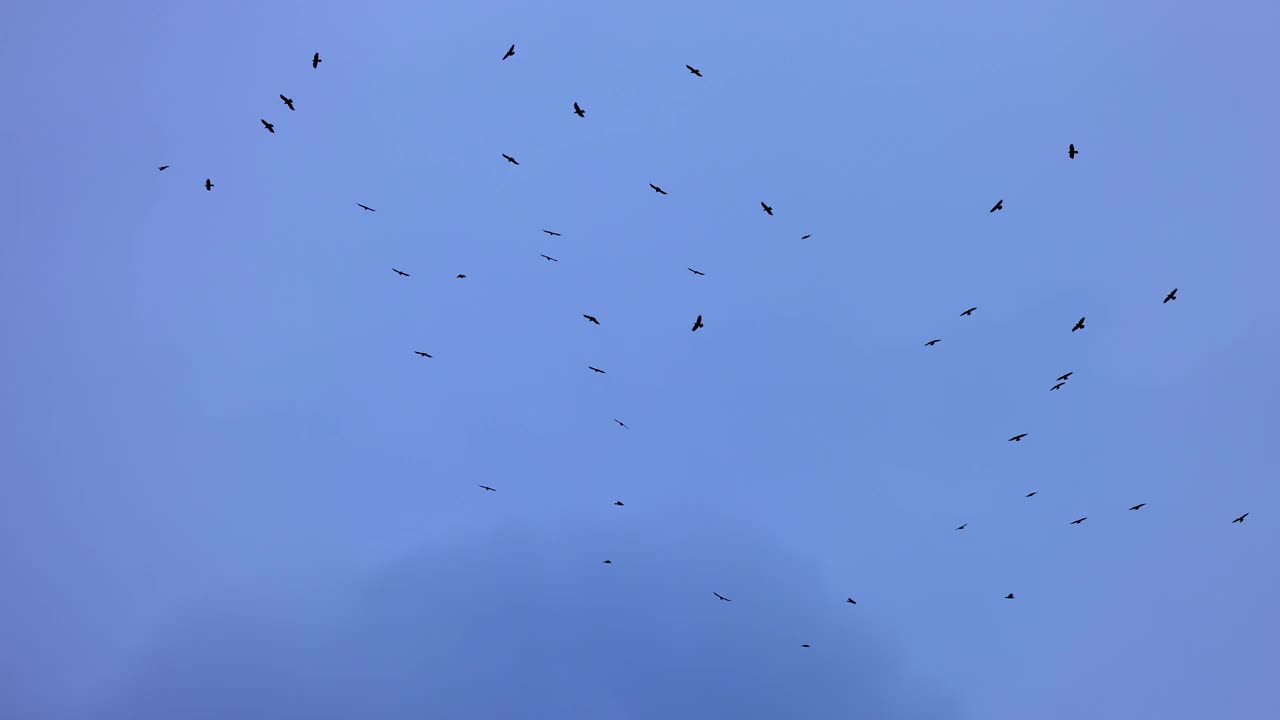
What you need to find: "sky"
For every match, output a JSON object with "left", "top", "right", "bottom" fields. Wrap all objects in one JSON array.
[{"left": 1, "top": 0, "right": 1278, "bottom": 717}]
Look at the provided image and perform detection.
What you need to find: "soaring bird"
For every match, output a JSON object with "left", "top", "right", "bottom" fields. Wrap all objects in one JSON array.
[
  {"left": 280, "top": 94, "right": 295, "bottom": 110},
  {"left": 312, "top": 52, "right": 322, "bottom": 68},
  {"left": 1051, "top": 382, "right": 1065, "bottom": 391},
  {"left": 956, "top": 523, "right": 968, "bottom": 530},
  {"left": 1070, "top": 517, "right": 1087, "bottom": 525},
  {"left": 613, "top": 418, "right": 629, "bottom": 430},
  {"left": 688, "top": 268, "right": 705, "bottom": 276},
  {"left": 478, "top": 485, "right": 496, "bottom": 492},
  {"left": 686, "top": 64, "right": 702, "bottom": 76},
  {"left": 158, "top": 165, "right": 169, "bottom": 171},
  {"left": 1232, "top": 513, "right": 1249, "bottom": 523},
  {"left": 1129, "top": 503, "right": 1147, "bottom": 511},
  {"left": 502, "top": 44, "right": 515, "bottom": 60},
  {"left": 583, "top": 314, "right": 600, "bottom": 325},
  {"left": 1009, "top": 433, "right": 1028, "bottom": 442},
  {"left": 540, "top": 254, "right": 559, "bottom": 262},
  {"left": 602, "top": 559, "right": 612, "bottom": 564},
  {"left": 614, "top": 501, "right": 624, "bottom": 506},
  {"left": 456, "top": 274, "right": 466, "bottom": 279},
  {"left": 357, "top": 203, "right": 376, "bottom": 212},
  {"left": 1068, "top": 143, "right": 1078, "bottom": 159},
  {"left": 542, "top": 229, "right": 561, "bottom": 236},
  {"left": 1072, "top": 317, "right": 1086, "bottom": 332},
  {"left": 761, "top": 202, "right": 773, "bottom": 215},
  {"left": 801, "top": 234, "right": 812, "bottom": 239},
  {"left": 1005, "top": 593, "right": 1015, "bottom": 599},
  {"left": 691, "top": 315, "right": 704, "bottom": 332},
  {"left": 713, "top": 592, "right": 731, "bottom": 602},
  {"left": 846, "top": 598, "right": 857, "bottom": 604},
  {"left": 990, "top": 199, "right": 1004, "bottom": 212},
  {"left": 415, "top": 351, "right": 432, "bottom": 358},
  {"left": 961, "top": 307, "right": 977, "bottom": 316},
  {"left": 393, "top": 268, "right": 410, "bottom": 277},
  {"left": 1026, "top": 491, "right": 1038, "bottom": 497},
  {"left": 1057, "top": 372, "right": 1073, "bottom": 382},
  {"left": 924, "top": 339, "right": 941, "bottom": 347},
  {"left": 261, "top": 119, "right": 275, "bottom": 133},
  {"left": 502, "top": 153, "right": 520, "bottom": 165},
  {"left": 573, "top": 102, "right": 585, "bottom": 118},
  {"left": 588, "top": 366, "right": 606, "bottom": 374},
  {"left": 204, "top": 178, "right": 214, "bottom": 191},
  {"left": 649, "top": 183, "right": 667, "bottom": 195},
  {"left": 1164, "top": 288, "right": 1178, "bottom": 303},
  {"left": 801, "top": 644, "right": 811, "bottom": 648}
]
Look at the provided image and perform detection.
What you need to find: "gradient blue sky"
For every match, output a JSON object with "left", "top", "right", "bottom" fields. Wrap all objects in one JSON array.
[{"left": 2, "top": 1, "right": 1278, "bottom": 718}]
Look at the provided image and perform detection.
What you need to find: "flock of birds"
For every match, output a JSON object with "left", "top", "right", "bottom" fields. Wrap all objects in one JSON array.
[{"left": 159, "top": 44, "right": 1254, "bottom": 649}]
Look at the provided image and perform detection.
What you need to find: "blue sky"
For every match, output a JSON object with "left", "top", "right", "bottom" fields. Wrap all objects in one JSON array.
[{"left": 2, "top": 1, "right": 1278, "bottom": 717}]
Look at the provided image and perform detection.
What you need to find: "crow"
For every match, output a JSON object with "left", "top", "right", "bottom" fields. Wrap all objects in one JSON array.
[
  {"left": 1072, "top": 317, "right": 1086, "bottom": 332},
  {"left": 1005, "top": 593, "right": 1015, "bottom": 599},
  {"left": 1026, "top": 491, "right": 1038, "bottom": 497},
  {"left": 1232, "top": 513, "right": 1248, "bottom": 523},
  {"left": 573, "top": 102, "right": 585, "bottom": 118},
  {"left": 924, "top": 339, "right": 942, "bottom": 347},
  {"left": 204, "top": 178, "right": 214, "bottom": 191},
  {"left": 613, "top": 418, "right": 629, "bottom": 430},
  {"left": 588, "top": 366, "right": 606, "bottom": 374},
  {"left": 583, "top": 314, "right": 600, "bottom": 325},
  {"left": 1070, "top": 517, "right": 1087, "bottom": 525},
  {"left": 158, "top": 165, "right": 169, "bottom": 171},
  {"left": 761, "top": 201, "right": 773, "bottom": 215},
  {"left": 540, "top": 254, "right": 559, "bottom": 262},
  {"left": 456, "top": 274, "right": 466, "bottom": 279},
  {"left": 1009, "top": 433, "right": 1028, "bottom": 442},
  {"left": 688, "top": 268, "right": 705, "bottom": 276},
  {"left": 990, "top": 199, "right": 1004, "bottom": 212},
  {"left": 393, "top": 268, "right": 410, "bottom": 277},
  {"left": 961, "top": 307, "right": 977, "bottom": 316},
  {"left": 357, "top": 203, "right": 376, "bottom": 212},
  {"left": 478, "top": 485, "right": 496, "bottom": 491},
  {"left": 713, "top": 592, "right": 731, "bottom": 602},
  {"left": 312, "top": 52, "right": 322, "bottom": 68},
  {"left": 801, "top": 644, "right": 811, "bottom": 648},
  {"left": 846, "top": 598, "right": 857, "bottom": 604},
  {"left": 1129, "top": 503, "right": 1146, "bottom": 511},
  {"left": 1051, "top": 382, "right": 1065, "bottom": 391},
  {"left": 502, "top": 153, "right": 520, "bottom": 165},
  {"left": 602, "top": 560, "right": 612, "bottom": 564},
  {"left": 261, "top": 119, "right": 275, "bottom": 133},
  {"left": 691, "top": 314, "right": 704, "bottom": 332},
  {"left": 542, "top": 229, "right": 562, "bottom": 236},
  {"left": 614, "top": 501, "right": 624, "bottom": 506},
  {"left": 1057, "top": 372, "right": 1073, "bottom": 381},
  {"left": 1068, "top": 143, "right": 1078, "bottom": 159},
  {"left": 686, "top": 64, "right": 702, "bottom": 77},
  {"left": 502, "top": 44, "right": 515, "bottom": 60},
  {"left": 649, "top": 183, "right": 667, "bottom": 195},
  {"left": 956, "top": 523, "right": 968, "bottom": 530},
  {"left": 415, "top": 351, "right": 432, "bottom": 358},
  {"left": 280, "top": 94, "right": 295, "bottom": 110},
  {"left": 801, "top": 234, "right": 812, "bottom": 239},
  {"left": 1164, "top": 288, "right": 1178, "bottom": 303}
]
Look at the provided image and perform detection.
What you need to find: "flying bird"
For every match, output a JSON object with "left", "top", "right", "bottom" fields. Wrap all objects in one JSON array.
[
  {"left": 846, "top": 598, "right": 857, "bottom": 604},
  {"left": 542, "top": 229, "right": 561, "bottom": 236},
  {"left": 956, "top": 523, "right": 968, "bottom": 531},
  {"left": 1057, "top": 372, "right": 1073, "bottom": 381},
  {"left": 800, "top": 234, "right": 812, "bottom": 239},
  {"left": 687, "top": 268, "right": 705, "bottom": 276},
  {"left": 602, "top": 560, "right": 612, "bottom": 564},
  {"left": 1072, "top": 317, "right": 1086, "bottom": 332},
  {"left": 761, "top": 202, "right": 773, "bottom": 215},
  {"left": 1026, "top": 491, "right": 1038, "bottom": 497},
  {"left": 1050, "top": 382, "right": 1065, "bottom": 391},
  {"left": 613, "top": 419, "right": 629, "bottom": 430},
  {"left": 924, "top": 339, "right": 941, "bottom": 347},
  {"left": 588, "top": 366, "right": 606, "bottom": 374},
  {"left": 961, "top": 307, "right": 977, "bottom": 316},
  {"left": 502, "top": 153, "right": 520, "bottom": 165},
  {"left": 686, "top": 64, "right": 702, "bottom": 77},
  {"left": 649, "top": 183, "right": 667, "bottom": 195},
  {"left": 280, "top": 94, "right": 295, "bottom": 110},
  {"left": 204, "top": 178, "right": 214, "bottom": 191},
  {"left": 801, "top": 644, "right": 811, "bottom": 648},
  {"left": 583, "top": 314, "right": 600, "bottom": 325},
  {"left": 1009, "top": 433, "right": 1028, "bottom": 442},
  {"left": 478, "top": 485, "right": 496, "bottom": 492},
  {"left": 1070, "top": 517, "right": 1087, "bottom": 525},
  {"left": 540, "top": 254, "right": 558, "bottom": 262},
  {"left": 1163, "top": 288, "right": 1178, "bottom": 303},
  {"left": 1129, "top": 503, "right": 1146, "bottom": 511},
  {"left": 573, "top": 102, "right": 585, "bottom": 118},
  {"left": 357, "top": 203, "right": 376, "bottom": 212},
  {"left": 691, "top": 315, "right": 704, "bottom": 332},
  {"left": 502, "top": 44, "right": 515, "bottom": 60},
  {"left": 614, "top": 501, "right": 624, "bottom": 506},
  {"left": 1068, "top": 143, "right": 1078, "bottom": 159},
  {"left": 456, "top": 274, "right": 466, "bottom": 279},
  {"left": 1232, "top": 513, "right": 1249, "bottom": 523},
  {"left": 312, "top": 52, "right": 322, "bottom": 68},
  {"left": 1005, "top": 593, "right": 1015, "bottom": 599},
  {"left": 261, "top": 119, "right": 275, "bottom": 133},
  {"left": 414, "top": 351, "right": 432, "bottom": 358},
  {"left": 713, "top": 592, "right": 731, "bottom": 602},
  {"left": 393, "top": 268, "right": 410, "bottom": 277},
  {"left": 158, "top": 165, "right": 169, "bottom": 171},
  {"left": 990, "top": 199, "right": 1004, "bottom": 212}
]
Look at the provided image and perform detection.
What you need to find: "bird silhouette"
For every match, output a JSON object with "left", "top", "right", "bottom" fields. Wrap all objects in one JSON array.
[
  {"left": 204, "top": 178, "right": 214, "bottom": 191},
  {"left": 357, "top": 203, "right": 376, "bottom": 212},
  {"left": 502, "top": 44, "right": 515, "bottom": 60},
  {"left": 649, "top": 183, "right": 668, "bottom": 195},
  {"left": 261, "top": 119, "right": 275, "bottom": 133},
  {"left": 1005, "top": 593, "right": 1015, "bottom": 599},
  {"left": 1009, "top": 433, "right": 1028, "bottom": 442},
  {"left": 393, "top": 268, "right": 410, "bottom": 277},
  {"left": 456, "top": 274, "right": 466, "bottom": 279},
  {"left": 686, "top": 64, "right": 702, "bottom": 76},
  {"left": 961, "top": 307, "right": 977, "bottom": 316},
  {"left": 573, "top": 102, "right": 585, "bottom": 118},
  {"left": 502, "top": 153, "right": 520, "bottom": 165},
  {"left": 542, "top": 229, "right": 561, "bottom": 236},
  {"left": 158, "top": 165, "right": 169, "bottom": 171},
  {"left": 924, "top": 339, "right": 942, "bottom": 347},
  {"left": 713, "top": 592, "right": 731, "bottom": 602},
  {"left": 1164, "top": 288, "right": 1178, "bottom": 303},
  {"left": 1057, "top": 372, "right": 1073, "bottom": 381},
  {"left": 846, "top": 598, "right": 857, "bottom": 604},
  {"left": 1129, "top": 503, "right": 1147, "bottom": 511},
  {"left": 602, "top": 559, "right": 612, "bottom": 564},
  {"left": 1070, "top": 517, "right": 1087, "bottom": 525},
  {"left": 614, "top": 501, "right": 624, "bottom": 506},
  {"left": 801, "top": 644, "right": 811, "bottom": 648},
  {"left": 414, "top": 351, "right": 432, "bottom": 358},
  {"left": 1072, "top": 317, "right": 1086, "bottom": 332},
  {"left": 691, "top": 315, "right": 704, "bottom": 332},
  {"left": 588, "top": 366, "right": 606, "bottom": 374},
  {"left": 990, "top": 199, "right": 1004, "bottom": 212},
  {"left": 613, "top": 419, "right": 629, "bottom": 430},
  {"left": 1232, "top": 513, "right": 1248, "bottom": 523},
  {"left": 280, "top": 94, "right": 295, "bottom": 110},
  {"left": 1026, "top": 491, "right": 1038, "bottom": 497},
  {"left": 800, "top": 234, "right": 812, "bottom": 239},
  {"left": 312, "top": 52, "right": 322, "bottom": 68},
  {"left": 956, "top": 523, "right": 968, "bottom": 530},
  {"left": 583, "top": 314, "right": 600, "bottom": 325},
  {"left": 688, "top": 268, "right": 705, "bottom": 276},
  {"left": 478, "top": 485, "right": 496, "bottom": 492},
  {"left": 1068, "top": 143, "right": 1078, "bottom": 159},
  {"left": 1051, "top": 382, "right": 1065, "bottom": 391},
  {"left": 761, "top": 202, "right": 773, "bottom": 215},
  {"left": 540, "top": 254, "right": 559, "bottom": 262}
]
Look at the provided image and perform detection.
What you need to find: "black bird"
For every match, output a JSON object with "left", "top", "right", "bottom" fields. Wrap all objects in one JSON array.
[
  {"left": 614, "top": 501, "right": 624, "bottom": 506},
  {"left": 204, "top": 178, "right": 214, "bottom": 191},
  {"left": 280, "top": 94, "right": 295, "bottom": 110},
  {"left": 924, "top": 339, "right": 941, "bottom": 347},
  {"left": 1164, "top": 288, "right": 1178, "bottom": 303},
  {"left": 502, "top": 153, "right": 520, "bottom": 165},
  {"left": 1051, "top": 382, "right": 1065, "bottom": 391},
  {"left": 956, "top": 523, "right": 967, "bottom": 530},
  {"left": 990, "top": 199, "right": 1004, "bottom": 212},
  {"left": 542, "top": 229, "right": 561, "bottom": 236},
  {"left": 312, "top": 52, "right": 322, "bottom": 68},
  {"left": 1026, "top": 491, "right": 1038, "bottom": 497},
  {"left": 393, "top": 268, "right": 410, "bottom": 277},
  {"left": 158, "top": 165, "right": 169, "bottom": 171},
  {"left": 761, "top": 202, "right": 773, "bottom": 215},
  {"left": 478, "top": 484, "right": 496, "bottom": 491},
  {"left": 415, "top": 351, "right": 432, "bottom": 358},
  {"left": 1057, "top": 372, "right": 1073, "bottom": 381},
  {"left": 1070, "top": 517, "right": 1087, "bottom": 525},
  {"left": 602, "top": 560, "right": 612, "bottom": 564},
  {"left": 588, "top": 366, "right": 606, "bottom": 374},
  {"left": 613, "top": 418, "right": 629, "bottom": 430},
  {"left": 1005, "top": 593, "right": 1015, "bottom": 599},
  {"left": 1232, "top": 513, "right": 1248, "bottom": 523},
  {"left": 688, "top": 268, "right": 705, "bottom": 276},
  {"left": 261, "top": 119, "right": 275, "bottom": 133},
  {"left": 801, "top": 644, "right": 811, "bottom": 648},
  {"left": 357, "top": 203, "right": 376, "bottom": 212},
  {"left": 583, "top": 314, "right": 600, "bottom": 325},
  {"left": 713, "top": 592, "right": 731, "bottom": 602},
  {"left": 686, "top": 64, "right": 702, "bottom": 77},
  {"left": 573, "top": 102, "right": 585, "bottom": 118},
  {"left": 502, "top": 44, "right": 515, "bottom": 60},
  {"left": 691, "top": 315, "right": 704, "bottom": 332},
  {"left": 961, "top": 307, "right": 977, "bottom": 316},
  {"left": 1009, "top": 433, "right": 1028, "bottom": 442},
  {"left": 456, "top": 274, "right": 466, "bottom": 279},
  {"left": 846, "top": 598, "right": 856, "bottom": 604},
  {"left": 801, "top": 234, "right": 812, "bottom": 239},
  {"left": 1129, "top": 503, "right": 1146, "bottom": 511},
  {"left": 649, "top": 183, "right": 667, "bottom": 195},
  {"left": 1072, "top": 317, "right": 1086, "bottom": 332},
  {"left": 1068, "top": 143, "right": 1078, "bottom": 159},
  {"left": 540, "top": 254, "right": 559, "bottom": 262}
]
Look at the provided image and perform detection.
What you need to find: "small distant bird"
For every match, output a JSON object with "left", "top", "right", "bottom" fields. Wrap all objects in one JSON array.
[
  {"left": 1129, "top": 503, "right": 1146, "bottom": 511},
  {"left": 1070, "top": 517, "right": 1087, "bottom": 525},
  {"left": 1026, "top": 491, "right": 1038, "bottom": 497},
  {"left": 990, "top": 199, "right": 1004, "bottom": 213},
  {"left": 204, "top": 178, "right": 214, "bottom": 191},
  {"left": 1057, "top": 372, "right": 1073, "bottom": 382},
  {"left": 688, "top": 268, "right": 705, "bottom": 276},
  {"left": 312, "top": 52, "right": 322, "bottom": 68},
  {"left": 800, "top": 234, "right": 812, "bottom": 239},
  {"left": 613, "top": 419, "right": 629, "bottom": 430},
  {"left": 801, "top": 644, "right": 811, "bottom": 648},
  {"left": 478, "top": 485, "right": 496, "bottom": 492},
  {"left": 713, "top": 592, "right": 731, "bottom": 602},
  {"left": 456, "top": 274, "right": 466, "bottom": 279},
  {"left": 924, "top": 339, "right": 942, "bottom": 347},
  {"left": 583, "top": 314, "right": 600, "bottom": 325},
  {"left": 542, "top": 229, "right": 562, "bottom": 236},
  {"left": 393, "top": 268, "right": 410, "bottom": 277},
  {"left": 540, "top": 254, "right": 559, "bottom": 262},
  {"left": 691, "top": 315, "right": 704, "bottom": 332},
  {"left": 502, "top": 44, "right": 515, "bottom": 61},
  {"left": 614, "top": 501, "right": 624, "bottom": 506},
  {"left": 280, "top": 94, "right": 295, "bottom": 110},
  {"left": 961, "top": 307, "right": 977, "bottom": 316},
  {"left": 956, "top": 523, "right": 967, "bottom": 530},
  {"left": 1005, "top": 593, "right": 1015, "bottom": 599},
  {"left": 649, "top": 183, "right": 668, "bottom": 195},
  {"left": 502, "top": 153, "right": 520, "bottom": 165},
  {"left": 1072, "top": 317, "right": 1086, "bottom": 332},
  {"left": 588, "top": 366, "right": 606, "bottom": 374},
  {"left": 1163, "top": 288, "right": 1178, "bottom": 303},
  {"left": 846, "top": 598, "right": 856, "bottom": 604},
  {"left": 261, "top": 119, "right": 275, "bottom": 133},
  {"left": 1232, "top": 513, "right": 1248, "bottom": 524},
  {"left": 761, "top": 202, "right": 773, "bottom": 216},
  {"left": 1009, "top": 433, "right": 1028, "bottom": 442},
  {"left": 1051, "top": 382, "right": 1065, "bottom": 391},
  {"left": 158, "top": 165, "right": 169, "bottom": 171},
  {"left": 602, "top": 560, "right": 612, "bottom": 564},
  {"left": 686, "top": 64, "right": 702, "bottom": 77},
  {"left": 1068, "top": 143, "right": 1078, "bottom": 159},
  {"left": 415, "top": 351, "right": 432, "bottom": 358},
  {"left": 573, "top": 102, "right": 585, "bottom": 118},
  {"left": 357, "top": 203, "right": 376, "bottom": 212}
]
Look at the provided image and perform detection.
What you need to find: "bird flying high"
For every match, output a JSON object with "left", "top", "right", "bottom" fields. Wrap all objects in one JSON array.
[
  {"left": 713, "top": 592, "right": 731, "bottom": 602},
  {"left": 502, "top": 44, "right": 515, "bottom": 60},
  {"left": 502, "top": 153, "right": 520, "bottom": 165},
  {"left": 761, "top": 202, "right": 773, "bottom": 215},
  {"left": 204, "top": 178, "right": 214, "bottom": 191},
  {"left": 686, "top": 64, "right": 702, "bottom": 76},
  {"left": 688, "top": 268, "right": 705, "bottom": 276},
  {"left": 583, "top": 314, "right": 600, "bottom": 325},
  {"left": 312, "top": 52, "right": 322, "bottom": 68},
  {"left": 1072, "top": 317, "right": 1086, "bottom": 332},
  {"left": 961, "top": 307, "right": 977, "bottom": 316},
  {"left": 260, "top": 119, "right": 274, "bottom": 133},
  {"left": 1068, "top": 143, "right": 1078, "bottom": 159},
  {"left": 1164, "top": 288, "right": 1178, "bottom": 303},
  {"left": 649, "top": 183, "right": 668, "bottom": 195},
  {"left": 691, "top": 315, "right": 704, "bottom": 332},
  {"left": 573, "top": 102, "right": 585, "bottom": 118},
  {"left": 357, "top": 203, "right": 376, "bottom": 212},
  {"left": 1009, "top": 433, "right": 1028, "bottom": 442},
  {"left": 280, "top": 94, "right": 295, "bottom": 110},
  {"left": 990, "top": 199, "right": 1004, "bottom": 212}
]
